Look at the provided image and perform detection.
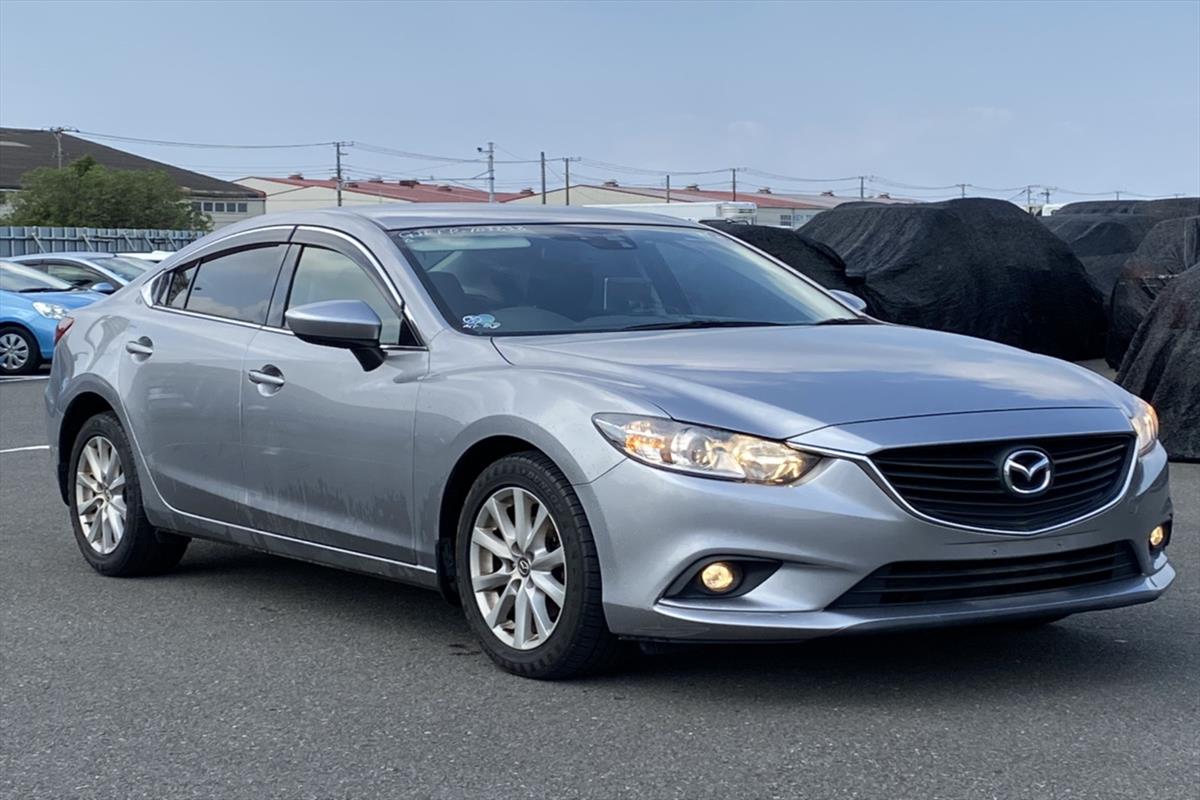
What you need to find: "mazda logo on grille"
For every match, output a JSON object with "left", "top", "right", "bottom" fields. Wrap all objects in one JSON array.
[{"left": 1001, "top": 448, "right": 1053, "bottom": 496}]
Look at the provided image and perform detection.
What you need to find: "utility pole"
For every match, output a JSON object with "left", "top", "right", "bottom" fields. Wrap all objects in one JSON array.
[
  {"left": 540, "top": 151, "right": 546, "bottom": 204},
  {"left": 666, "top": 175, "right": 671, "bottom": 203},
  {"left": 562, "top": 157, "right": 580, "bottom": 205},
  {"left": 477, "top": 142, "right": 495, "bottom": 202},
  {"left": 1115, "top": 190, "right": 1121, "bottom": 200},
  {"left": 859, "top": 176, "right": 866, "bottom": 200},
  {"left": 47, "top": 126, "right": 76, "bottom": 168},
  {"left": 333, "top": 141, "right": 350, "bottom": 206},
  {"left": 958, "top": 183, "right": 967, "bottom": 198},
  {"left": 731, "top": 168, "right": 738, "bottom": 201},
  {"left": 1025, "top": 186, "right": 1033, "bottom": 210},
  {"left": 1042, "top": 187, "right": 1052, "bottom": 205}
]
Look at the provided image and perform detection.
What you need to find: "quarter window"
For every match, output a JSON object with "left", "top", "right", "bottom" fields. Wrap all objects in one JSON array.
[
  {"left": 162, "top": 265, "right": 197, "bottom": 308},
  {"left": 185, "top": 245, "right": 287, "bottom": 324},
  {"left": 286, "top": 246, "right": 402, "bottom": 344}
]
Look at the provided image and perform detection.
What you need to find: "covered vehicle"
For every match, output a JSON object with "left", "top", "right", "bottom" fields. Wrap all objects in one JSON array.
[
  {"left": 0, "top": 261, "right": 105, "bottom": 375},
  {"left": 1106, "top": 215, "right": 1200, "bottom": 366},
  {"left": 1043, "top": 199, "right": 1200, "bottom": 315},
  {"left": 1117, "top": 264, "right": 1200, "bottom": 461},
  {"left": 703, "top": 222, "right": 861, "bottom": 295},
  {"left": 799, "top": 198, "right": 1105, "bottom": 359}
]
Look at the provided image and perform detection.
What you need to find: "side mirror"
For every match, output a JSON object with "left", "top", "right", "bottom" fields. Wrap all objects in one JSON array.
[
  {"left": 92, "top": 282, "right": 117, "bottom": 295},
  {"left": 285, "top": 299, "right": 386, "bottom": 370},
  {"left": 829, "top": 289, "right": 868, "bottom": 313}
]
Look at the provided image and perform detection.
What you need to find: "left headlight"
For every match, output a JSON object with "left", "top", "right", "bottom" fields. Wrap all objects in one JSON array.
[
  {"left": 32, "top": 301, "right": 69, "bottom": 320},
  {"left": 593, "top": 413, "right": 821, "bottom": 485},
  {"left": 1129, "top": 398, "right": 1159, "bottom": 455}
]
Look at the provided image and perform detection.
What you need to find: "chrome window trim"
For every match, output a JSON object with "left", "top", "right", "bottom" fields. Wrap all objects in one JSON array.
[
  {"left": 150, "top": 305, "right": 264, "bottom": 331},
  {"left": 255, "top": 324, "right": 427, "bottom": 352},
  {"left": 792, "top": 437, "right": 1139, "bottom": 536}
]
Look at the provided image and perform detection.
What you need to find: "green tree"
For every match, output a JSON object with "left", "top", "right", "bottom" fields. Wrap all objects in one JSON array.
[{"left": 6, "top": 156, "right": 211, "bottom": 231}]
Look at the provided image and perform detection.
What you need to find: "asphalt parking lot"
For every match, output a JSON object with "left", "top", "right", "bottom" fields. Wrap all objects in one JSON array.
[{"left": 1, "top": 371, "right": 1197, "bottom": 800}]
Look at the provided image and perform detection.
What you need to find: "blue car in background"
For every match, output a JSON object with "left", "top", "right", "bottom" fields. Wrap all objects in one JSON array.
[{"left": 0, "top": 261, "right": 105, "bottom": 376}]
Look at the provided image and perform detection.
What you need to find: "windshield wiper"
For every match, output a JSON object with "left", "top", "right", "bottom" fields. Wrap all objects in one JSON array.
[
  {"left": 618, "top": 319, "right": 790, "bottom": 332},
  {"left": 17, "top": 287, "right": 69, "bottom": 293},
  {"left": 810, "top": 317, "right": 876, "bottom": 326}
]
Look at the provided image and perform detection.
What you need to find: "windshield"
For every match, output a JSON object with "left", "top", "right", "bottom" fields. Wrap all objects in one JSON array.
[
  {"left": 392, "top": 224, "right": 858, "bottom": 335},
  {"left": 98, "top": 256, "right": 150, "bottom": 281},
  {"left": 0, "top": 262, "right": 75, "bottom": 292}
]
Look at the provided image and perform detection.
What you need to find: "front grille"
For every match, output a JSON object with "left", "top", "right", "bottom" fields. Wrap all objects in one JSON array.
[
  {"left": 829, "top": 541, "right": 1142, "bottom": 609},
  {"left": 871, "top": 434, "right": 1134, "bottom": 532}
]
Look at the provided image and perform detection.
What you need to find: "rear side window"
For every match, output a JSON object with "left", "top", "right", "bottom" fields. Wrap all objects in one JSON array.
[{"left": 184, "top": 245, "right": 287, "bottom": 324}]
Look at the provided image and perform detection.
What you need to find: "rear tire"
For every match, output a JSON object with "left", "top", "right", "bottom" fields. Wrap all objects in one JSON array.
[
  {"left": 0, "top": 325, "right": 41, "bottom": 376},
  {"left": 456, "top": 451, "right": 620, "bottom": 679},
  {"left": 67, "top": 412, "right": 188, "bottom": 576}
]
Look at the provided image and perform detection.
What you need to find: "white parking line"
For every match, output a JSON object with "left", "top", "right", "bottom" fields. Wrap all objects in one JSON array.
[
  {"left": 0, "top": 445, "right": 50, "bottom": 454},
  {"left": 0, "top": 376, "right": 49, "bottom": 383}
]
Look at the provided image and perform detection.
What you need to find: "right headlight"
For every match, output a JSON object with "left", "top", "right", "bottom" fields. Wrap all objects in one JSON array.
[
  {"left": 32, "top": 301, "right": 69, "bottom": 320},
  {"left": 1129, "top": 398, "right": 1159, "bottom": 456},
  {"left": 593, "top": 413, "right": 821, "bottom": 485}
]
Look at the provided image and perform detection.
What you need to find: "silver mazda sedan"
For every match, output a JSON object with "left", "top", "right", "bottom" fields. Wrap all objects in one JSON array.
[{"left": 45, "top": 205, "right": 1175, "bottom": 678}]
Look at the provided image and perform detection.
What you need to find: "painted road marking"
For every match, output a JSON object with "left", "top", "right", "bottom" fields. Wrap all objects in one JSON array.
[
  {"left": 0, "top": 376, "right": 49, "bottom": 383},
  {"left": 0, "top": 445, "right": 50, "bottom": 454}
]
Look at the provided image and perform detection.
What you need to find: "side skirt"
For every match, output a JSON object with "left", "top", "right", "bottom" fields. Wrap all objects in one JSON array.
[{"left": 166, "top": 510, "right": 440, "bottom": 590}]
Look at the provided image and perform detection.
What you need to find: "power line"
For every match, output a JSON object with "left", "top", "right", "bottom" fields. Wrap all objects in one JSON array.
[{"left": 75, "top": 130, "right": 335, "bottom": 149}]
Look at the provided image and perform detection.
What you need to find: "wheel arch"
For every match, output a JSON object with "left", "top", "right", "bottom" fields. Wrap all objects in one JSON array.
[
  {"left": 55, "top": 392, "right": 117, "bottom": 503},
  {"left": 435, "top": 434, "right": 550, "bottom": 604}
]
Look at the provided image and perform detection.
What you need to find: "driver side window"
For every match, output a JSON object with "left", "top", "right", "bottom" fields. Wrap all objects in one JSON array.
[{"left": 285, "top": 246, "right": 403, "bottom": 345}]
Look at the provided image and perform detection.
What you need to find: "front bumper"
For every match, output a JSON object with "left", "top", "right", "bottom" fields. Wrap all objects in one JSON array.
[{"left": 579, "top": 421, "right": 1175, "bottom": 642}]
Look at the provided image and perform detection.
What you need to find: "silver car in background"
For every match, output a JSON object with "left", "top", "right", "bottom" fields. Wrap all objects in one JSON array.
[
  {"left": 9, "top": 251, "right": 152, "bottom": 292},
  {"left": 45, "top": 205, "right": 1175, "bottom": 678}
]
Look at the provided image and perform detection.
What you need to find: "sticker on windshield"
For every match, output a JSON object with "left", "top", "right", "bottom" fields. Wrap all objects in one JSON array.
[{"left": 462, "top": 314, "right": 501, "bottom": 330}]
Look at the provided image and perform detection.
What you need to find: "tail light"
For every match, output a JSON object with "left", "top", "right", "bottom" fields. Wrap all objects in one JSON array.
[{"left": 54, "top": 316, "right": 75, "bottom": 345}]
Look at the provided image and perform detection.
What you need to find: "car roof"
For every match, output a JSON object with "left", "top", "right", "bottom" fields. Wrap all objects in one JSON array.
[
  {"left": 348, "top": 203, "right": 708, "bottom": 230},
  {"left": 209, "top": 202, "right": 706, "bottom": 233}
]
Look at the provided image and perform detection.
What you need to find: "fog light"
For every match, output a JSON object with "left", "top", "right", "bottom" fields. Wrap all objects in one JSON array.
[
  {"left": 1149, "top": 525, "right": 1166, "bottom": 549},
  {"left": 699, "top": 561, "right": 741, "bottom": 593}
]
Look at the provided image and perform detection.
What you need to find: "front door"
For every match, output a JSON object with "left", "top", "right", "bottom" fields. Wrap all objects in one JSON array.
[{"left": 239, "top": 230, "right": 427, "bottom": 563}]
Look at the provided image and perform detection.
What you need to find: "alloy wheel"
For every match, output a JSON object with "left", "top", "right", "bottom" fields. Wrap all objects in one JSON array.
[
  {"left": 0, "top": 332, "right": 30, "bottom": 372},
  {"left": 75, "top": 435, "right": 127, "bottom": 555},
  {"left": 469, "top": 486, "right": 567, "bottom": 650}
]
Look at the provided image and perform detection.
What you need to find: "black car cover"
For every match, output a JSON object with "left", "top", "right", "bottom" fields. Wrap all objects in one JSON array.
[
  {"left": 1106, "top": 216, "right": 1200, "bottom": 367},
  {"left": 1117, "top": 265, "right": 1200, "bottom": 462},
  {"left": 799, "top": 198, "right": 1105, "bottom": 359},
  {"left": 704, "top": 222, "right": 860, "bottom": 296}
]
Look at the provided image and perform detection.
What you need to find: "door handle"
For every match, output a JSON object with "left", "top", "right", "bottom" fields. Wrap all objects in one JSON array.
[
  {"left": 125, "top": 337, "right": 153, "bottom": 357},
  {"left": 248, "top": 366, "right": 286, "bottom": 388}
]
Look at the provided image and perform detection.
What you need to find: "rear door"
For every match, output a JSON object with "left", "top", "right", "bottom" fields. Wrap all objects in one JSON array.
[
  {"left": 239, "top": 228, "right": 428, "bottom": 563},
  {"left": 119, "top": 228, "right": 292, "bottom": 523}
]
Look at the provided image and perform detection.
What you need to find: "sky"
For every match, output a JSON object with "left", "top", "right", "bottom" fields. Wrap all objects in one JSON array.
[{"left": 1, "top": 0, "right": 1198, "bottom": 201}]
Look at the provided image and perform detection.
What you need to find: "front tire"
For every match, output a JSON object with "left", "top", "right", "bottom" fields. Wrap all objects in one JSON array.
[
  {"left": 0, "top": 325, "right": 41, "bottom": 376},
  {"left": 68, "top": 412, "right": 188, "bottom": 576},
  {"left": 456, "top": 452, "right": 619, "bottom": 679}
]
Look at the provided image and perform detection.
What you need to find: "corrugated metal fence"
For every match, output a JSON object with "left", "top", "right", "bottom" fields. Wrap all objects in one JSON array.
[{"left": 0, "top": 226, "right": 203, "bottom": 257}]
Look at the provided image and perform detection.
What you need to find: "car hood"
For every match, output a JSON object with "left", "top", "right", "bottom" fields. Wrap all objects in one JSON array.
[{"left": 493, "top": 325, "right": 1130, "bottom": 439}]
